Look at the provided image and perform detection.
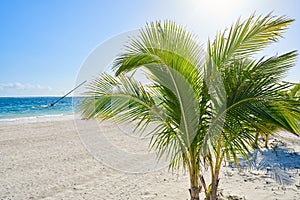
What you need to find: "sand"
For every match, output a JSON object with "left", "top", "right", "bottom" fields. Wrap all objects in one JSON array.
[{"left": 1, "top": 118, "right": 300, "bottom": 199}]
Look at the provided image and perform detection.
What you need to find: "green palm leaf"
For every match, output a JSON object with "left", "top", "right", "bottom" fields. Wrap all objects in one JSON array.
[
  {"left": 114, "top": 21, "right": 205, "bottom": 95},
  {"left": 210, "top": 13, "right": 294, "bottom": 66},
  {"left": 145, "top": 64, "right": 200, "bottom": 149},
  {"left": 81, "top": 73, "right": 157, "bottom": 126}
]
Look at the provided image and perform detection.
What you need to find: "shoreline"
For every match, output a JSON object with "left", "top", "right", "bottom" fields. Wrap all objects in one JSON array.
[{"left": 0, "top": 113, "right": 76, "bottom": 126}]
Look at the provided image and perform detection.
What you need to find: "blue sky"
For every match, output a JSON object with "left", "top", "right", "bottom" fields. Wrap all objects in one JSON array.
[{"left": 0, "top": 0, "right": 299, "bottom": 96}]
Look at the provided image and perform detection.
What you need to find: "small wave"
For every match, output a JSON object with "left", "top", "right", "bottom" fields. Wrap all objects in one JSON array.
[
  {"left": 0, "top": 114, "right": 75, "bottom": 126},
  {"left": 32, "top": 105, "right": 49, "bottom": 108},
  {"left": 40, "top": 105, "right": 49, "bottom": 108}
]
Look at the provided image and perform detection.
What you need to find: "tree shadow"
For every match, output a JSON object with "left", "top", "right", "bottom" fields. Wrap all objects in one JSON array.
[{"left": 229, "top": 141, "right": 300, "bottom": 185}]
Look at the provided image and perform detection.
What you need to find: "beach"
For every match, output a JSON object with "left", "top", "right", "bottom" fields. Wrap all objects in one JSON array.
[{"left": 1, "top": 118, "right": 300, "bottom": 199}]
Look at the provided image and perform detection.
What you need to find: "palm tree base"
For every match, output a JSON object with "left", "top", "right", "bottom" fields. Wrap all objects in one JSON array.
[{"left": 189, "top": 186, "right": 201, "bottom": 200}]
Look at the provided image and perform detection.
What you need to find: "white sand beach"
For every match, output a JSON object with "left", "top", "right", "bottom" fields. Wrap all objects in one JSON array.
[{"left": 1, "top": 118, "right": 300, "bottom": 199}]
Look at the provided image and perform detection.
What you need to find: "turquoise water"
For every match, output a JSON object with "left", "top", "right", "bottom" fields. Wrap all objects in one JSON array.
[{"left": 0, "top": 97, "right": 82, "bottom": 119}]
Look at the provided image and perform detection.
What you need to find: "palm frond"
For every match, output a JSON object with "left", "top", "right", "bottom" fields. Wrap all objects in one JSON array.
[
  {"left": 145, "top": 64, "right": 200, "bottom": 149},
  {"left": 81, "top": 73, "right": 156, "bottom": 127},
  {"left": 249, "top": 51, "right": 298, "bottom": 81},
  {"left": 210, "top": 13, "right": 294, "bottom": 66},
  {"left": 113, "top": 20, "right": 205, "bottom": 96}
]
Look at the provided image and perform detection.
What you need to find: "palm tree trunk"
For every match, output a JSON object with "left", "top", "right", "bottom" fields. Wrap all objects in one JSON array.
[
  {"left": 208, "top": 136, "right": 224, "bottom": 200},
  {"left": 210, "top": 170, "right": 220, "bottom": 200},
  {"left": 188, "top": 153, "right": 201, "bottom": 200},
  {"left": 200, "top": 175, "right": 208, "bottom": 199},
  {"left": 264, "top": 134, "right": 269, "bottom": 148},
  {"left": 254, "top": 132, "right": 259, "bottom": 148},
  {"left": 189, "top": 161, "right": 201, "bottom": 200}
]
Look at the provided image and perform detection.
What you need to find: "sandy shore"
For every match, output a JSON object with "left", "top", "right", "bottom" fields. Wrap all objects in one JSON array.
[{"left": 1, "top": 118, "right": 300, "bottom": 199}]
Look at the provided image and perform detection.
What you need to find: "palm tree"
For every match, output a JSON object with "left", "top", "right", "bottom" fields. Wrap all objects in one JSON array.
[
  {"left": 81, "top": 14, "right": 300, "bottom": 200},
  {"left": 202, "top": 13, "right": 300, "bottom": 199},
  {"left": 82, "top": 21, "right": 208, "bottom": 199}
]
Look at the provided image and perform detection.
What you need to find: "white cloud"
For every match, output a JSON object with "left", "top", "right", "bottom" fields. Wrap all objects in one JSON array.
[
  {"left": 0, "top": 82, "right": 54, "bottom": 96},
  {"left": 0, "top": 82, "right": 52, "bottom": 92}
]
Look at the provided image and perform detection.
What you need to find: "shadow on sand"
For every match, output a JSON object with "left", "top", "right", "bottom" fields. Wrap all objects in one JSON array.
[{"left": 229, "top": 139, "right": 300, "bottom": 185}]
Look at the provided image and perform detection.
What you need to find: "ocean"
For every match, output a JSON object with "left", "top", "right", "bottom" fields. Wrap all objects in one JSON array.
[{"left": 0, "top": 97, "right": 82, "bottom": 125}]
